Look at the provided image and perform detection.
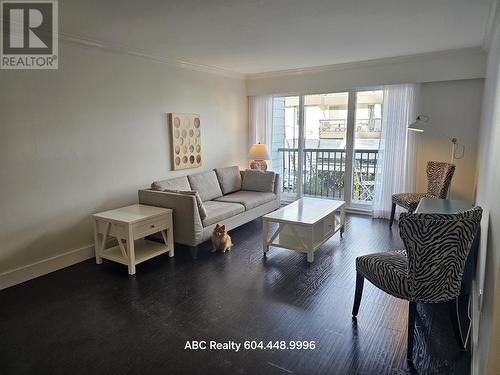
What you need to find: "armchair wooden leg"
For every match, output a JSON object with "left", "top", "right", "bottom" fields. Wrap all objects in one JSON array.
[
  {"left": 407, "top": 302, "right": 417, "bottom": 363},
  {"left": 389, "top": 203, "right": 396, "bottom": 228},
  {"left": 449, "top": 297, "right": 465, "bottom": 350},
  {"left": 189, "top": 245, "right": 198, "bottom": 260},
  {"left": 352, "top": 272, "right": 364, "bottom": 317}
]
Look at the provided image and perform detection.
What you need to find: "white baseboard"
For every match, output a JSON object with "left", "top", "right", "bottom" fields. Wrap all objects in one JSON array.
[{"left": 0, "top": 245, "right": 95, "bottom": 290}]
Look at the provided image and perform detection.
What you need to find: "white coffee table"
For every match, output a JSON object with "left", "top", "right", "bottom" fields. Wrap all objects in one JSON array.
[
  {"left": 93, "top": 204, "right": 174, "bottom": 275},
  {"left": 262, "top": 197, "right": 345, "bottom": 263}
]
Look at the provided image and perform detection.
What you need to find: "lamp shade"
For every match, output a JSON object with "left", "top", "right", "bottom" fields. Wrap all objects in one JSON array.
[
  {"left": 408, "top": 115, "right": 429, "bottom": 133},
  {"left": 408, "top": 122, "right": 425, "bottom": 132},
  {"left": 248, "top": 143, "right": 270, "bottom": 160}
]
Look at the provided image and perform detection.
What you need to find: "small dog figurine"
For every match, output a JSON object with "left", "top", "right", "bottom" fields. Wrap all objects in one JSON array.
[{"left": 211, "top": 224, "right": 233, "bottom": 253}]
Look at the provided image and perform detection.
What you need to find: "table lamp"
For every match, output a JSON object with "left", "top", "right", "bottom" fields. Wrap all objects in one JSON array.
[{"left": 248, "top": 143, "right": 270, "bottom": 171}]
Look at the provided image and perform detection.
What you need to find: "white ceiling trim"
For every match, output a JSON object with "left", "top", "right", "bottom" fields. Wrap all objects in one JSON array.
[
  {"left": 57, "top": 32, "right": 485, "bottom": 83},
  {"left": 246, "top": 47, "right": 486, "bottom": 80},
  {"left": 58, "top": 32, "right": 246, "bottom": 80}
]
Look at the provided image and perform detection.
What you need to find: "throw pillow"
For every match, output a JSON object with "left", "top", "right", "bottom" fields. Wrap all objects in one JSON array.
[
  {"left": 241, "top": 169, "right": 276, "bottom": 193},
  {"left": 163, "top": 189, "right": 207, "bottom": 220},
  {"left": 151, "top": 176, "right": 191, "bottom": 191}
]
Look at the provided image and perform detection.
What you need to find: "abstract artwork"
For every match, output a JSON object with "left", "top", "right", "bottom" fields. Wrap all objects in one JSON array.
[{"left": 169, "top": 113, "right": 202, "bottom": 170}]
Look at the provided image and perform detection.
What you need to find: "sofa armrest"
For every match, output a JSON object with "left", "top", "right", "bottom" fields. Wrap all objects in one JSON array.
[{"left": 138, "top": 189, "right": 203, "bottom": 246}]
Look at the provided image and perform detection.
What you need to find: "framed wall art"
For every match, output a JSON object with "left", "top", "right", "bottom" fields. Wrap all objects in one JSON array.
[{"left": 169, "top": 113, "right": 202, "bottom": 170}]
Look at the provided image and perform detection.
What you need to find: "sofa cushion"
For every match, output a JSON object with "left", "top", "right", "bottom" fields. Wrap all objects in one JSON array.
[
  {"left": 163, "top": 189, "right": 207, "bottom": 220},
  {"left": 241, "top": 169, "right": 276, "bottom": 193},
  {"left": 215, "top": 166, "right": 242, "bottom": 195},
  {"left": 202, "top": 201, "right": 245, "bottom": 227},
  {"left": 151, "top": 176, "right": 191, "bottom": 191},
  {"left": 214, "top": 191, "right": 276, "bottom": 210},
  {"left": 188, "top": 171, "right": 223, "bottom": 202}
]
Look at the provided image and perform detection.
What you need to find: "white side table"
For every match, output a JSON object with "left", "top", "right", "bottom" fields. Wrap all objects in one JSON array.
[{"left": 92, "top": 204, "right": 174, "bottom": 275}]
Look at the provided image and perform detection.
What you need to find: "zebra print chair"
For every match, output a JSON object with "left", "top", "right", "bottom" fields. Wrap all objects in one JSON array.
[
  {"left": 352, "top": 207, "right": 482, "bottom": 362},
  {"left": 389, "top": 161, "right": 456, "bottom": 227}
]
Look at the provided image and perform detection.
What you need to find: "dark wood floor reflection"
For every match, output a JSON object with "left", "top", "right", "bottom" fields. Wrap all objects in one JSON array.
[{"left": 0, "top": 214, "right": 470, "bottom": 375}]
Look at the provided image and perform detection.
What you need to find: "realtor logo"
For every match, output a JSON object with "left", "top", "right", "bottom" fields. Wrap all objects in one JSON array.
[{"left": 1, "top": 0, "right": 58, "bottom": 69}]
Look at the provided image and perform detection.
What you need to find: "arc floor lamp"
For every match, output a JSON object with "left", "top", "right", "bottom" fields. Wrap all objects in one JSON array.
[{"left": 408, "top": 115, "right": 465, "bottom": 164}]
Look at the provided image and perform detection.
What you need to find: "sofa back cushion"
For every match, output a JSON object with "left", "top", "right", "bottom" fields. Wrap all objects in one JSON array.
[
  {"left": 151, "top": 176, "right": 191, "bottom": 191},
  {"left": 215, "top": 166, "right": 242, "bottom": 195},
  {"left": 242, "top": 169, "right": 276, "bottom": 193},
  {"left": 188, "top": 171, "right": 223, "bottom": 201}
]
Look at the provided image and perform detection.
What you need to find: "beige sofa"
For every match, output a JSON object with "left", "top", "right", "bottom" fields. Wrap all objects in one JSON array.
[{"left": 138, "top": 166, "right": 280, "bottom": 257}]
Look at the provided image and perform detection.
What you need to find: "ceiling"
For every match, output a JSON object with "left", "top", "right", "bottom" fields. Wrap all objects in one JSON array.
[{"left": 61, "top": 0, "right": 493, "bottom": 75}]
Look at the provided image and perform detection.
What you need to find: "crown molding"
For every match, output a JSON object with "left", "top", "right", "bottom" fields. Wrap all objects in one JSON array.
[
  {"left": 53, "top": 32, "right": 486, "bottom": 81},
  {"left": 246, "top": 47, "right": 486, "bottom": 80},
  {"left": 483, "top": 0, "right": 500, "bottom": 51},
  {"left": 58, "top": 32, "right": 245, "bottom": 80}
]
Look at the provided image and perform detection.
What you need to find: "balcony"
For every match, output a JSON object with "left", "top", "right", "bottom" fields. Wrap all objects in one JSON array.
[{"left": 277, "top": 148, "right": 378, "bottom": 204}]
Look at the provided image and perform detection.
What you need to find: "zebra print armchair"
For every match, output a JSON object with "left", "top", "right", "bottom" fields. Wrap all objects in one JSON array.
[
  {"left": 352, "top": 207, "right": 482, "bottom": 362},
  {"left": 389, "top": 161, "right": 456, "bottom": 227}
]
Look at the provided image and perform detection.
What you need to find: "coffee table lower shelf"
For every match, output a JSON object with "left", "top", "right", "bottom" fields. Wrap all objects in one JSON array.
[
  {"left": 270, "top": 227, "right": 338, "bottom": 252},
  {"left": 262, "top": 198, "right": 345, "bottom": 263}
]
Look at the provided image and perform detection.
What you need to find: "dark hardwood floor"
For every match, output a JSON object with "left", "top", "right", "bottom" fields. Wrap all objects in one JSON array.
[{"left": 0, "top": 215, "right": 471, "bottom": 375}]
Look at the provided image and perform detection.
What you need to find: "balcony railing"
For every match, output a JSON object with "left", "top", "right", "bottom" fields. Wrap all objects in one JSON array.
[{"left": 276, "top": 148, "right": 378, "bottom": 203}]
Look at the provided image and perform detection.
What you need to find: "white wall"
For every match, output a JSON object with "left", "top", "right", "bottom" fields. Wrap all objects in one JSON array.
[
  {"left": 416, "top": 79, "right": 483, "bottom": 202},
  {"left": 247, "top": 48, "right": 486, "bottom": 96},
  {"left": 472, "top": 7, "right": 500, "bottom": 375},
  {"left": 0, "top": 42, "right": 247, "bottom": 283}
]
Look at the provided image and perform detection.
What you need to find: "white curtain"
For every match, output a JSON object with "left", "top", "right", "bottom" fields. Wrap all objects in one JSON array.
[
  {"left": 248, "top": 95, "right": 273, "bottom": 168},
  {"left": 372, "top": 83, "right": 420, "bottom": 219}
]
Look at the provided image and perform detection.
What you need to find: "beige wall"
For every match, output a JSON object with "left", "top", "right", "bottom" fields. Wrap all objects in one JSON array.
[
  {"left": 0, "top": 42, "right": 247, "bottom": 275},
  {"left": 415, "top": 79, "right": 483, "bottom": 201}
]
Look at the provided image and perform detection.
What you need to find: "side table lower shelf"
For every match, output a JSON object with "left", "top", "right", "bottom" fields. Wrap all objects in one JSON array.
[{"left": 101, "top": 239, "right": 170, "bottom": 266}]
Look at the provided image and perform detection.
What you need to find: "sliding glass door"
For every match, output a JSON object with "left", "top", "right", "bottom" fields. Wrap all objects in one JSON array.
[
  {"left": 271, "top": 89, "right": 383, "bottom": 209},
  {"left": 351, "top": 90, "right": 383, "bottom": 208},
  {"left": 302, "top": 92, "right": 349, "bottom": 199}
]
